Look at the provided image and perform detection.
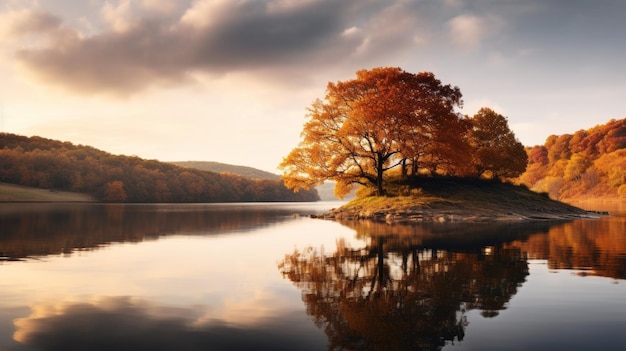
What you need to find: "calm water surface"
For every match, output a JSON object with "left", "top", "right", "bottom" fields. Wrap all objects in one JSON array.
[{"left": 0, "top": 202, "right": 625, "bottom": 350}]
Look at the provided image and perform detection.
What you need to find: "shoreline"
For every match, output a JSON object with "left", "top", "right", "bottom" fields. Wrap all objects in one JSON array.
[
  {"left": 0, "top": 182, "right": 96, "bottom": 202},
  {"left": 314, "top": 204, "right": 601, "bottom": 223}
]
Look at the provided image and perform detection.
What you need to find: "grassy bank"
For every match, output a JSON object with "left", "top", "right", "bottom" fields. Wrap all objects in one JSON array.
[
  {"left": 323, "top": 177, "right": 593, "bottom": 222},
  {"left": 0, "top": 182, "right": 96, "bottom": 202}
]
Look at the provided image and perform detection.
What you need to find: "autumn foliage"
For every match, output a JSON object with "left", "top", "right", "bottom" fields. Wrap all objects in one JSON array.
[
  {"left": 517, "top": 118, "right": 626, "bottom": 200},
  {"left": 0, "top": 133, "right": 319, "bottom": 202},
  {"left": 469, "top": 108, "right": 527, "bottom": 179},
  {"left": 280, "top": 67, "right": 526, "bottom": 197}
]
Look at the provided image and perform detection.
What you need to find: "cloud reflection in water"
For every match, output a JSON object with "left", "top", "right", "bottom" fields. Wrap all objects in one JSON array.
[{"left": 13, "top": 297, "right": 326, "bottom": 351}]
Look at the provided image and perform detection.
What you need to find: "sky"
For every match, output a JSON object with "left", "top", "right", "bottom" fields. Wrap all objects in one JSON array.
[{"left": 1, "top": 0, "right": 625, "bottom": 173}]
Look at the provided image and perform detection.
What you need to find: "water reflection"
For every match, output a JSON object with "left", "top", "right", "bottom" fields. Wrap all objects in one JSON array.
[
  {"left": 279, "top": 216, "right": 626, "bottom": 350},
  {"left": 3, "top": 203, "right": 626, "bottom": 350},
  {"left": 339, "top": 219, "right": 555, "bottom": 250},
  {"left": 505, "top": 216, "right": 626, "bottom": 279},
  {"left": 13, "top": 297, "right": 325, "bottom": 351},
  {"left": 278, "top": 222, "right": 537, "bottom": 350},
  {"left": 0, "top": 203, "right": 330, "bottom": 260}
]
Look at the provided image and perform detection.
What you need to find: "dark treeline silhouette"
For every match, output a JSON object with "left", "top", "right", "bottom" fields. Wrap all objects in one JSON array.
[
  {"left": 0, "top": 133, "right": 319, "bottom": 202},
  {"left": 0, "top": 203, "right": 312, "bottom": 259},
  {"left": 519, "top": 118, "right": 626, "bottom": 200}
]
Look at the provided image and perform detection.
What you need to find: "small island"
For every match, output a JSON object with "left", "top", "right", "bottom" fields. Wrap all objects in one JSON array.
[
  {"left": 279, "top": 67, "right": 605, "bottom": 222},
  {"left": 316, "top": 177, "right": 596, "bottom": 223}
]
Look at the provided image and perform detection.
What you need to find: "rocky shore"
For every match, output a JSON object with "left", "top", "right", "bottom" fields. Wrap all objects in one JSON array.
[
  {"left": 315, "top": 203, "right": 597, "bottom": 223},
  {"left": 312, "top": 178, "right": 601, "bottom": 223}
]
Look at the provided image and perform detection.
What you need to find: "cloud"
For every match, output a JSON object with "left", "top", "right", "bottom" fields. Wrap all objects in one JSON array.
[
  {"left": 12, "top": 0, "right": 361, "bottom": 95},
  {"left": 447, "top": 14, "right": 489, "bottom": 50},
  {"left": 101, "top": 0, "right": 134, "bottom": 33},
  {"left": 141, "top": 0, "right": 181, "bottom": 15},
  {"left": 15, "top": 21, "right": 192, "bottom": 95},
  {"left": 349, "top": 0, "right": 426, "bottom": 59},
  {"left": 0, "top": 8, "right": 62, "bottom": 43},
  {"left": 9, "top": 0, "right": 433, "bottom": 96}
]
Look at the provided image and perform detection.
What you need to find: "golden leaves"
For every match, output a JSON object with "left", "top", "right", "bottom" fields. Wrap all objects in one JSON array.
[{"left": 279, "top": 67, "right": 467, "bottom": 195}]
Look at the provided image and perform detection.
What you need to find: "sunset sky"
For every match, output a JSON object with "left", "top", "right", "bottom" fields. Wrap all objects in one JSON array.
[{"left": 1, "top": 0, "right": 625, "bottom": 173}]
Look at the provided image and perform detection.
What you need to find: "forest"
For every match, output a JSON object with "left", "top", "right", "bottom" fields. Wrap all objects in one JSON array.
[
  {"left": 0, "top": 133, "right": 319, "bottom": 202},
  {"left": 518, "top": 118, "right": 626, "bottom": 200}
]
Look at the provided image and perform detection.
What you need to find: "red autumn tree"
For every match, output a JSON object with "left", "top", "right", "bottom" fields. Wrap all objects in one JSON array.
[
  {"left": 103, "top": 180, "right": 127, "bottom": 202},
  {"left": 469, "top": 108, "right": 528, "bottom": 179},
  {"left": 279, "top": 67, "right": 469, "bottom": 197}
]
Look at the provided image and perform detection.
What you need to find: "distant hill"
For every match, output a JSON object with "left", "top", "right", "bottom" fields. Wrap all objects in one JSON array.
[
  {"left": 518, "top": 117, "right": 626, "bottom": 201},
  {"left": 0, "top": 133, "right": 319, "bottom": 203},
  {"left": 170, "top": 161, "right": 280, "bottom": 180},
  {"left": 171, "top": 161, "right": 352, "bottom": 201},
  {"left": 315, "top": 182, "right": 355, "bottom": 201}
]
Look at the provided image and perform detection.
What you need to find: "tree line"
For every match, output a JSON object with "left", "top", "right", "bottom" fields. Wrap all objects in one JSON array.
[
  {"left": 0, "top": 133, "right": 319, "bottom": 202},
  {"left": 518, "top": 118, "right": 626, "bottom": 200}
]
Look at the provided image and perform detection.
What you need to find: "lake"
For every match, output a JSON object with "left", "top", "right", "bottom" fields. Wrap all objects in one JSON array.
[{"left": 0, "top": 202, "right": 625, "bottom": 351}]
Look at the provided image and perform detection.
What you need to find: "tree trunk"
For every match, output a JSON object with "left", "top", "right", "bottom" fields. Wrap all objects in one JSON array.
[
  {"left": 376, "top": 152, "right": 385, "bottom": 196},
  {"left": 411, "top": 157, "right": 419, "bottom": 176},
  {"left": 376, "top": 236, "right": 385, "bottom": 290},
  {"left": 401, "top": 159, "right": 408, "bottom": 179}
]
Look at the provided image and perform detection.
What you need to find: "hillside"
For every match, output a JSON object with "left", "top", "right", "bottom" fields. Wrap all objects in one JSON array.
[
  {"left": 320, "top": 177, "right": 593, "bottom": 223},
  {"left": 171, "top": 161, "right": 350, "bottom": 201},
  {"left": 171, "top": 161, "right": 280, "bottom": 180},
  {"left": 518, "top": 118, "right": 626, "bottom": 201},
  {"left": 0, "top": 133, "right": 319, "bottom": 203}
]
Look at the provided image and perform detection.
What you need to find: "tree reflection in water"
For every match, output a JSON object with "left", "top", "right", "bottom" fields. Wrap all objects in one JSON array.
[
  {"left": 505, "top": 215, "right": 626, "bottom": 279},
  {"left": 0, "top": 203, "right": 315, "bottom": 260},
  {"left": 279, "top": 222, "right": 533, "bottom": 351}
]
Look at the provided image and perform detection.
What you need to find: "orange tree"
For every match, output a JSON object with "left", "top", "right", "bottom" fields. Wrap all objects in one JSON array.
[
  {"left": 279, "top": 67, "right": 469, "bottom": 197},
  {"left": 468, "top": 108, "right": 528, "bottom": 179}
]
